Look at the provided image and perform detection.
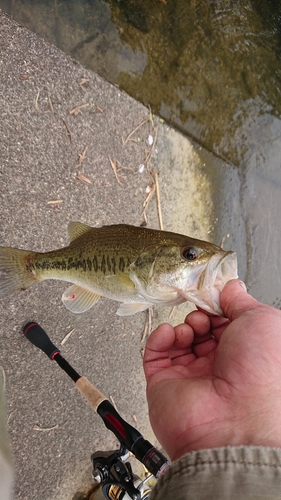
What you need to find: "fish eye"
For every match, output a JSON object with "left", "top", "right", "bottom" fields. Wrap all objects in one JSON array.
[{"left": 182, "top": 247, "right": 199, "bottom": 261}]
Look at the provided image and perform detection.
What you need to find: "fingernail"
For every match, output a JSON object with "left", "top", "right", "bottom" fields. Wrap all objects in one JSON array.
[{"left": 238, "top": 280, "right": 247, "bottom": 292}]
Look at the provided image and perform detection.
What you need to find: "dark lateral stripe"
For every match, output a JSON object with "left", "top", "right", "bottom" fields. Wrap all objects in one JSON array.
[
  {"left": 106, "top": 255, "right": 111, "bottom": 272},
  {"left": 101, "top": 255, "right": 106, "bottom": 274},
  {"left": 35, "top": 260, "right": 68, "bottom": 271},
  {"left": 34, "top": 254, "right": 128, "bottom": 274},
  {"left": 119, "top": 257, "right": 125, "bottom": 272},
  {"left": 93, "top": 255, "right": 98, "bottom": 272},
  {"left": 111, "top": 257, "right": 116, "bottom": 274}
]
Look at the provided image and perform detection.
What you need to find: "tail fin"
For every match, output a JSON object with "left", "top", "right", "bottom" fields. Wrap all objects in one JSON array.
[{"left": 0, "top": 247, "right": 38, "bottom": 297}]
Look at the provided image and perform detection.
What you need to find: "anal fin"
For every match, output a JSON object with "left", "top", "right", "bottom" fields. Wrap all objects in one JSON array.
[
  {"left": 62, "top": 284, "right": 101, "bottom": 314},
  {"left": 116, "top": 302, "right": 149, "bottom": 316}
]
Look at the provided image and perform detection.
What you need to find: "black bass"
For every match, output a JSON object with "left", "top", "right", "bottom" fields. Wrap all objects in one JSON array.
[{"left": 0, "top": 222, "right": 238, "bottom": 316}]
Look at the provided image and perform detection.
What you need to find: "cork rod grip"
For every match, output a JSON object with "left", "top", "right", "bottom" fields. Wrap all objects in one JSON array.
[{"left": 75, "top": 376, "right": 107, "bottom": 411}]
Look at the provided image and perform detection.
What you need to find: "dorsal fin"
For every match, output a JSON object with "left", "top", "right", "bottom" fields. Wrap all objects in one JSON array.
[{"left": 68, "top": 221, "right": 92, "bottom": 242}]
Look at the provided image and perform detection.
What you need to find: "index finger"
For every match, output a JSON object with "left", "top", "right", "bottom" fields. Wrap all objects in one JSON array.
[{"left": 186, "top": 309, "right": 230, "bottom": 342}]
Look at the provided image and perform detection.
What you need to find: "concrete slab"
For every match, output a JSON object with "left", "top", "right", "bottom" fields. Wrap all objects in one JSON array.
[{"left": 0, "top": 11, "right": 242, "bottom": 500}]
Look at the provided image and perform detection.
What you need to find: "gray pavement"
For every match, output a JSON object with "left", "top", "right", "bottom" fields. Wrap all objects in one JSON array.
[
  {"left": 0, "top": 11, "right": 162, "bottom": 500},
  {"left": 0, "top": 10, "right": 244, "bottom": 500},
  {"left": 0, "top": 9, "right": 236, "bottom": 500}
]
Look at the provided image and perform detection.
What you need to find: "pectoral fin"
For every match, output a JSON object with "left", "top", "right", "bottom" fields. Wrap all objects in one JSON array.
[
  {"left": 116, "top": 302, "right": 150, "bottom": 316},
  {"left": 62, "top": 284, "right": 101, "bottom": 313},
  {"left": 106, "top": 274, "right": 136, "bottom": 292}
]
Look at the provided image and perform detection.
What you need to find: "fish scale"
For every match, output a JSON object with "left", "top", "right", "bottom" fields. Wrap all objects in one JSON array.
[{"left": 0, "top": 222, "right": 238, "bottom": 316}]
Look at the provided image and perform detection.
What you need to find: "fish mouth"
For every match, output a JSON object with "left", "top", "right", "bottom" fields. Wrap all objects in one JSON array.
[{"left": 185, "top": 251, "right": 238, "bottom": 315}]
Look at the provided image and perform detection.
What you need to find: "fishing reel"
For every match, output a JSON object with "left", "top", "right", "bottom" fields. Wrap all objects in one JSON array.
[{"left": 91, "top": 446, "right": 152, "bottom": 500}]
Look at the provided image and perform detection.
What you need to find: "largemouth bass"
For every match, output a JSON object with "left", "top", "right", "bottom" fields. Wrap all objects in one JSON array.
[{"left": 0, "top": 222, "right": 238, "bottom": 316}]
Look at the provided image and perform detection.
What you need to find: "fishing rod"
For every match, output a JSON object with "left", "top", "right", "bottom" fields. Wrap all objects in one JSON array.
[{"left": 23, "top": 322, "right": 170, "bottom": 500}]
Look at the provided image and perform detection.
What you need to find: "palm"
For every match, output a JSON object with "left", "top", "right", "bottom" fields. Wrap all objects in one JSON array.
[{"left": 143, "top": 281, "right": 281, "bottom": 460}]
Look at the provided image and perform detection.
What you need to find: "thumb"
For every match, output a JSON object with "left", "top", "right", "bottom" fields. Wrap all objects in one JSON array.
[{"left": 220, "top": 279, "right": 259, "bottom": 321}]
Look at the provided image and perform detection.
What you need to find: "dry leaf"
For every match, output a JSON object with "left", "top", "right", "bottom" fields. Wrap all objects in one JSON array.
[
  {"left": 69, "top": 103, "right": 89, "bottom": 116},
  {"left": 47, "top": 200, "right": 63, "bottom": 205},
  {"left": 76, "top": 173, "right": 92, "bottom": 185}
]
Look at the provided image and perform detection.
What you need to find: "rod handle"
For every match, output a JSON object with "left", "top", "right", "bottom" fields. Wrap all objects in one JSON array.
[
  {"left": 75, "top": 376, "right": 107, "bottom": 411},
  {"left": 23, "top": 322, "right": 60, "bottom": 359}
]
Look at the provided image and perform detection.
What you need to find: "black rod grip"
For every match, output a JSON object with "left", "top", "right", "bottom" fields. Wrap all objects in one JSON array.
[
  {"left": 97, "top": 399, "right": 141, "bottom": 449},
  {"left": 131, "top": 437, "right": 170, "bottom": 477},
  {"left": 97, "top": 400, "right": 170, "bottom": 476},
  {"left": 53, "top": 353, "right": 81, "bottom": 383},
  {"left": 23, "top": 322, "right": 60, "bottom": 359}
]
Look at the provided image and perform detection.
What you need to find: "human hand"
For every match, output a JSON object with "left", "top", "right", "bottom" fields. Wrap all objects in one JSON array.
[{"left": 143, "top": 279, "right": 281, "bottom": 460}]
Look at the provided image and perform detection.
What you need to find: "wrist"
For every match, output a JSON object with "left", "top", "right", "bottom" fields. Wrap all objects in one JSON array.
[{"left": 171, "top": 405, "right": 281, "bottom": 461}]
